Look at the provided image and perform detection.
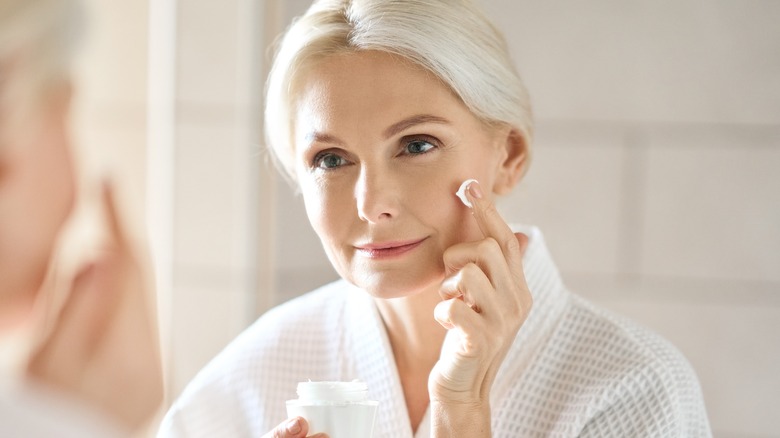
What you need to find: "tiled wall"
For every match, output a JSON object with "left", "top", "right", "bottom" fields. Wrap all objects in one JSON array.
[
  {"left": 156, "top": 0, "right": 271, "bottom": 397},
  {"left": 269, "top": 1, "right": 780, "bottom": 437}
]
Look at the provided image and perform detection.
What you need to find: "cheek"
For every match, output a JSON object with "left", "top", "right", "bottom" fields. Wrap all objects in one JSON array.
[
  {"left": 299, "top": 176, "right": 349, "bottom": 244},
  {"left": 300, "top": 180, "right": 327, "bottom": 234},
  {"left": 0, "top": 137, "right": 75, "bottom": 297},
  {"left": 40, "top": 121, "right": 76, "bottom": 230},
  {"left": 401, "top": 167, "right": 481, "bottom": 240},
  {"left": 298, "top": 176, "right": 361, "bottom": 282}
]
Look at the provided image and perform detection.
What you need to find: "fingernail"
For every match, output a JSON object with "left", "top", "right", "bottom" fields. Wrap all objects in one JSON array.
[
  {"left": 286, "top": 418, "right": 302, "bottom": 434},
  {"left": 468, "top": 180, "right": 483, "bottom": 199}
]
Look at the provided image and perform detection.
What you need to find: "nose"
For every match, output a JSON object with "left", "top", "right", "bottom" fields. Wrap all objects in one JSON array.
[{"left": 355, "top": 165, "right": 399, "bottom": 223}]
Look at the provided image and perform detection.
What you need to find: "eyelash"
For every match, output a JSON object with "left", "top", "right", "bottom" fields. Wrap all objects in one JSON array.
[
  {"left": 310, "top": 135, "right": 441, "bottom": 170},
  {"left": 311, "top": 150, "right": 349, "bottom": 170},
  {"left": 400, "top": 135, "right": 439, "bottom": 157}
]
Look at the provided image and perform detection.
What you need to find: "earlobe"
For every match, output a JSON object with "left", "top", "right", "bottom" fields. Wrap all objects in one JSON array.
[{"left": 493, "top": 127, "right": 529, "bottom": 195}]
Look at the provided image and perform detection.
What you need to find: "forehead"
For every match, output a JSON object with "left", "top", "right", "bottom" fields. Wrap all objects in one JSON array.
[{"left": 292, "top": 51, "right": 471, "bottom": 135}]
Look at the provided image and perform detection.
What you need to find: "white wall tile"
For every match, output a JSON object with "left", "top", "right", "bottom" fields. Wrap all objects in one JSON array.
[
  {"left": 484, "top": 0, "right": 780, "bottom": 124},
  {"left": 176, "top": 2, "right": 245, "bottom": 107},
  {"left": 641, "top": 133, "right": 780, "bottom": 282},
  {"left": 173, "top": 122, "right": 255, "bottom": 272},
  {"left": 76, "top": 0, "right": 148, "bottom": 106},
  {"left": 169, "top": 274, "right": 254, "bottom": 397},
  {"left": 499, "top": 122, "right": 626, "bottom": 276},
  {"left": 283, "top": 0, "right": 313, "bottom": 22}
]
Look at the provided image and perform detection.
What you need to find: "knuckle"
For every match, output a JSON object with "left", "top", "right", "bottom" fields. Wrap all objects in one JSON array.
[
  {"left": 461, "top": 262, "right": 482, "bottom": 283},
  {"left": 481, "top": 201, "right": 501, "bottom": 220},
  {"left": 434, "top": 299, "right": 457, "bottom": 324},
  {"left": 442, "top": 245, "right": 457, "bottom": 265},
  {"left": 503, "top": 234, "right": 522, "bottom": 255},
  {"left": 477, "top": 237, "right": 501, "bottom": 255},
  {"left": 445, "top": 300, "right": 460, "bottom": 319},
  {"left": 507, "top": 289, "right": 533, "bottom": 321}
]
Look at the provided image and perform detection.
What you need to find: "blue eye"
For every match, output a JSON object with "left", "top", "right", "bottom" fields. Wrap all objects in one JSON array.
[
  {"left": 405, "top": 139, "right": 436, "bottom": 155},
  {"left": 314, "top": 152, "right": 348, "bottom": 169}
]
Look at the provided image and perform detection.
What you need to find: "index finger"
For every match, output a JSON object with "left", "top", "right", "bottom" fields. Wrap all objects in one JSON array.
[
  {"left": 461, "top": 180, "right": 523, "bottom": 268},
  {"left": 100, "top": 179, "right": 128, "bottom": 250}
]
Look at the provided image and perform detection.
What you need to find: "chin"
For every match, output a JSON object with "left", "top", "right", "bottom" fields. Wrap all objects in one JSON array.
[{"left": 348, "top": 269, "right": 445, "bottom": 300}]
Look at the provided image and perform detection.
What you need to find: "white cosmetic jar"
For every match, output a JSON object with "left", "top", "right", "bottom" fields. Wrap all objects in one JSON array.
[{"left": 286, "top": 381, "right": 379, "bottom": 438}]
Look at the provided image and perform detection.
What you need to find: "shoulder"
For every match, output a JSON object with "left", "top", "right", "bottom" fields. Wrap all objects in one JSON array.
[
  {"left": 240, "top": 279, "right": 355, "bottom": 346},
  {"left": 193, "top": 278, "right": 355, "bottom": 378},
  {"left": 559, "top": 296, "right": 711, "bottom": 436},
  {"left": 159, "top": 279, "right": 360, "bottom": 437},
  {"left": 565, "top": 296, "right": 697, "bottom": 384}
]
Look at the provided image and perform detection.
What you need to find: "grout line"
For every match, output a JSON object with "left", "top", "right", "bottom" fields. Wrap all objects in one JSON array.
[
  {"left": 535, "top": 117, "right": 780, "bottom": 131},
  {"left": 533, "top": 119, "right": 780, "bottom": 150}
]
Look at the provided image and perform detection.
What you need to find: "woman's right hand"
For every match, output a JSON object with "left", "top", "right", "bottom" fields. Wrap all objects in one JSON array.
[
  {"left": 26, "top": 183, "right": 163, "bottom": 431},
  {"left": 429, "top": 180, "right": 532, "bottom": 436},
  {"left": 262, "top": 417, "right": 329, "bottom": 438}
]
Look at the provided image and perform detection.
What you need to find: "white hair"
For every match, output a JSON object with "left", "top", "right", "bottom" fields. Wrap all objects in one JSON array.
[
  {"left": 0, "top": 0, "right": 82, "bottom": 126},
  {"left": 264, "top": 0, "right": 533, "bottom": 181}
]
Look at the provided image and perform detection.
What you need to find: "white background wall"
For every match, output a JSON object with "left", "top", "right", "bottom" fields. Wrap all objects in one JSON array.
[{"left": 74, "top": 1, "right": 779, "bottom": 437}]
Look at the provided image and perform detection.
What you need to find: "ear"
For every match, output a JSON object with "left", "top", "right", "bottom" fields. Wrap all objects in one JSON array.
[{"left": 492, "top": 126, "right": 529, "bottom": 195}]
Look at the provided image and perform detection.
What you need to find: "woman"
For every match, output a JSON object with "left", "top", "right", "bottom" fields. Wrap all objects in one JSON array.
[
  {"left": 0, "top": 0, "right": 166, "bottom": 435},
  {"left": 161, "top": 1, "right": 711, "bottom": 436}
]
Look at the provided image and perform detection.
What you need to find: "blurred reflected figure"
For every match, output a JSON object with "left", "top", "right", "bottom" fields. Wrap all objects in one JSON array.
[{"left": 0, "top": 0, "right": 163, "bottom": 435}]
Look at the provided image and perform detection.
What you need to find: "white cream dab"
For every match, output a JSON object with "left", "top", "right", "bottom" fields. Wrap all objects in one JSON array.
[{"left": 456, "top": 179, "right": 478, "bottom": 208}]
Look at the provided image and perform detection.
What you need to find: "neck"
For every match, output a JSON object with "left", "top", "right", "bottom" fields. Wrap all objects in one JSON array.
[
  {"left": 374, "top": 287, "right": 447, "bottom": 432},
  {"left": 374, "top": 287, "right": 446, "bottom": 369}
]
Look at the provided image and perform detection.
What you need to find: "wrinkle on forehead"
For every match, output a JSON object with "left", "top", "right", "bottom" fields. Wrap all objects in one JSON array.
[{"left": 292, "top": 51, "right": 462, "bottom": 148}]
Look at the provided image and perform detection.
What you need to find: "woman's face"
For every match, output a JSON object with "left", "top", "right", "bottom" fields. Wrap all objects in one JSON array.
[
  {"left": 0, "top": 84, "right": 75, "bottom": 320},
  {"left": 293, "top": 51, "right": 514, "bottom": 299}
]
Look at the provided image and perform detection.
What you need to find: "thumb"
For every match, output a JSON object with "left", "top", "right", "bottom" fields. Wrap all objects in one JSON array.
[{"left": 265, "top": 417, "right": 309, "bottom": 438}]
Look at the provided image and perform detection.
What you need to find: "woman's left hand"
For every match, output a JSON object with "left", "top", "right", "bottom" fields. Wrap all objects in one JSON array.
[{"left": 429, "top": 180, "right": 531, "bottom": 435}]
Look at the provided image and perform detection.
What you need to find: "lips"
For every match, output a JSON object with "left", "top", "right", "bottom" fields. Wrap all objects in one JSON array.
[{"left": 354, "top": 237, "right": 428, "bottom": 259}]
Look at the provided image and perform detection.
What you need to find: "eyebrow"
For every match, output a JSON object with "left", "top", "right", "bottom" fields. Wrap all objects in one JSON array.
[
  {"left": 383, "top": 114, "right": 451, "bottom": 139},
  {"left": 304, "top": 131, "right": 343, "bottom": 146},
  {"left": 303, "top": 114, "right": 451, "bottom": 146}
]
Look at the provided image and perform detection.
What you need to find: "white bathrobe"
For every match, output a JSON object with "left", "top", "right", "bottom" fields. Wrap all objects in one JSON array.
[
  {"left": 159, "top": 227, "right": 711, "bottom": 437},
  {"left": 0, "top": 379, "right": 126, "bottom": 437}
]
